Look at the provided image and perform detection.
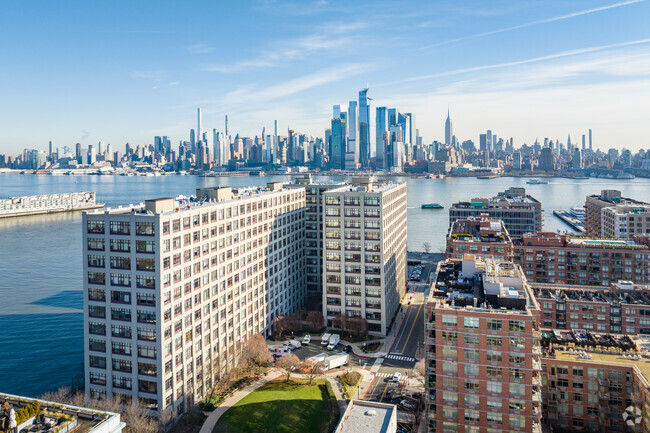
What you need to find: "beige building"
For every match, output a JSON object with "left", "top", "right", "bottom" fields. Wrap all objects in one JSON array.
[
  {"left": 602, "top": 204, "right": 650, "bottom": 239},
  {"left": 425, "top": 255, "right": 543, "bottom": 433},
  {"left": 584, "top": 190, "right": 648, "bottom": 238},
  {"left": 83, "top": 183, "right": 306, "bottom": 414},
  {"left": 322, "top": 178, "right": 407, "bottom": 336}
]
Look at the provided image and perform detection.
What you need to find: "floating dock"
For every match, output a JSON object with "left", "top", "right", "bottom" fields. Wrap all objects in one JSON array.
[{"left": 553, "top": 210, "right": 585, "bottom": 233}]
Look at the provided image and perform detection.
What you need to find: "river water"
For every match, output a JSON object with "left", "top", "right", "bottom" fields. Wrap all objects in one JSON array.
[{"left": 1, "top": 173, "right": 648, "bottom": 396}]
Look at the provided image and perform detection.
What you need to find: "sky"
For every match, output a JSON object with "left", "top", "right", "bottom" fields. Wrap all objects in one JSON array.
[{"left": 1, "top": 0, "right": 649, "bottom": 154}]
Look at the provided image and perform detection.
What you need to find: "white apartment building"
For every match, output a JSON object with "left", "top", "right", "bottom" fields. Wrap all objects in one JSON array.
[
  {"left": 602, "top": 204, "right": 650, "bottom": 239},
  {"left": 322, "top": 178, "right": 407, "bottom": 335},
  {"left": 83, "top": 183, "right": 306, "bottom": 414}
]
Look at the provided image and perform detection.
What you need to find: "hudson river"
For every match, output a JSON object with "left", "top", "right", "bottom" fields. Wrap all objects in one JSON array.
[{"left": 1, "top": 173, "right": 648, "bottom": 396}]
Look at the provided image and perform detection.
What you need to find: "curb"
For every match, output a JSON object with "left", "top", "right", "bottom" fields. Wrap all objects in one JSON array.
[{"left": 362, "top": 372, "right": 376, "bottom": 400}]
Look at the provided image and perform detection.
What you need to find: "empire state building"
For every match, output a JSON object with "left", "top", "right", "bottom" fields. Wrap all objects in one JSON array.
[{"left": 445, "top": 108, "right": 453, "bottom": 145}]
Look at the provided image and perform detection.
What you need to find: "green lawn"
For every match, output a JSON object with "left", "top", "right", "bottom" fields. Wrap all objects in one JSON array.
[{"left": 213, "top": 379, "right": 337, "bottom": 433}]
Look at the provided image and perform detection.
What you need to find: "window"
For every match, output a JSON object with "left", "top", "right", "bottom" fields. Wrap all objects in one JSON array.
[
  {"left": 89, "top": 355, "right": 106, "bottom": 369},
  {"left": 88, "top": 305, "right": 106, "bottom": 318},
  {"left": 138, "top": 345, "right": 157, "bottom": 359},
  {"left": 110, "top": 239, "right": 130, "bottom": 252},
  {"left": 87, "top": 220, "right": 104, "bottom": 234},
  {"left": 110, "top": 221, "right": 130, "bottom": 235},
  {"left": 138, "top": 362, "right": 157, "bottom": 376},
  {"left": 464, "top": 333, "right": 479, "bottom": 345},
  {"left": 111, "top": 308, "right": 131, "bottom": 321},
  {"left": 88, "top": 339, "right": 106, "bottom": 352},
  {"left": 89, "top": 372, "right": 106, "bottom": 385},
  {"left": 486, "top": 336, "right": 501, "bottom": 346},
  {"left": 486, "top": 319, "right": 501, "bottom": 331},
  {"left": 87, "top": 238, "right": 105, "bottom": 251},
  {"left": 486, "top": 350, "right": 502, "bottom": 363},
  {"left": 111, "top": 325, "right": 132, "bottom": 338},
  {"left": 111, "top": 290, "right": 131, "bottom": 304},
  {"left": 89, "top": 322, "right": 106, "bottom": 335},
  {"left": 509, "top": 320, "right": 525, "bottom": 332},
  {"left": 88, "top": 272, "right": 106, "bottom": 285},
  {"left": 136, "top": 240, "right": 155, "bottom": 254},
  {"left": 487, "top": 382, "right": 502, "bottom": 394},
  {"left": 112, "top": 358, "right": 132, "bottom": 373},
  {"left": 464, "top": 317, "right": 479, "bottom": 329},
  {"left": 87, "top": 255, "right": 105, "bottom": 268},
  {"left": 136, "top": 222, "right": 155, "bottom": 236},
  {"left": 137, "top": 328, "right": 156, "bottom": 341},
  {"left": 137, "top": 293, "right": 156, "bottom": 306},
  {"left": 110, "top": 273, "right": 131, "bottom": 287},
  {"left": 112, "top": 341, "right": 132, "bottom": 355},
  {"left": 136, "top": 258, "right": 156, "bottom": 271},
  {"left": 137, "top": 310, "right": 156, "bottom": 324},
  {"left": 136, "top": 275, "right": 156, "bottom": 289},
  {"left": 486, "top": 366, "right": 502, "bottom": 378},
  {"left": 442, "top": 315, "right": 457, "bottom": 327}
]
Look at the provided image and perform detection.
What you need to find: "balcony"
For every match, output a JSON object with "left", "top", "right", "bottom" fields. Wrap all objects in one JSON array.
[
  {"left": 532, "top": 390, "right": 542, "bottom": 403},
  {"left": 533, "top": 346, "right": 542, "bottom": 355},
  {"left": 532, "top": 360, "right": 542, "bottom": 371}
]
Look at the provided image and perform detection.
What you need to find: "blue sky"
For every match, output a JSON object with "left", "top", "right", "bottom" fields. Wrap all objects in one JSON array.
[{"left": 1, "top": 0, "right": 649, "bottom": 153}]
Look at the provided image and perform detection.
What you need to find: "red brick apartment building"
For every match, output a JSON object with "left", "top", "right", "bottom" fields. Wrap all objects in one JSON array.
[
  {"left": 446, "top": 215, "right": 514, "bottom": 262},
  {"left": 425, "top": 255, "right": 543, "bottom": 433},
  {"left": 513, "top": 232, "right": 650, "bottom": 286}
]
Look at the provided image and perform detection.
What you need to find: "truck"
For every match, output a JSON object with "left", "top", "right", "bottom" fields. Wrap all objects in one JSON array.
[
  {"left": 307, "top": 353, "right": 328, "bottom": 365},
  {"left": 320, "top": 333, "right": 331, "bottom": 346},
  {"left": 327, "top": 334, "right": 340, "bottom": 350},
  {"left": 323, "top": 353, "right": 349, "bottom": 370},
  {"left": 287, "top": 339, "right": 301, "bottom": 349}
]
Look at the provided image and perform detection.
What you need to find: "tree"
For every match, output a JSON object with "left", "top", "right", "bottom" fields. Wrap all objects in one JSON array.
[
  {"left": 276, "top": 354, "right": 301, "bottom": 382},
  {"left": 413, "top": 358, "right": 427, "bottom": 385},
  {"left": 302, "top": 360, "right": 325, "bottom": 385},
  {"left": 273, "top": 315, "right": 287, "bottom": 337},
  {"left": 306, "top": 311, "right": 324, "bottom": 332},
  {"left": 241, "top": 333, "right": 273, "bottom": 374},
  {"left": 423, "top": 242, "right": 432, "bottom": 253}
]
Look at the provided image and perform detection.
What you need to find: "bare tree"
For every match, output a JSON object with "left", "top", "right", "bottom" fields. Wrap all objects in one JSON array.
[
  {"left": 413, "top": 358, "right": 427, "bottom": 385},
  {"left": 241, "top": 333, "right": 273, "bottom": 374},
  {"left": 422, "top": 242, "right": 432, "bottom": 253},
  {"left": 276, "top": 354, "right": 301, "bottom": 382},
  {"left": 273, "top": 315, "right": 287, "bottom": 337},
  {"left": 302, "top": 360, "right": 325, "bottom": 385},
  {"left": 305, "top": 311, "right": 324, "bottom": 332}
]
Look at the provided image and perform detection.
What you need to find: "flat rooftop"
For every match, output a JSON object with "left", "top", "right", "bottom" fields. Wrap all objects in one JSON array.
[
  {"left": 551, "top": 349, "right": 650, "bottom": 387},
  {"left": 430, "top": 256, "right": 534, "bottom": 313},
  {"left": 449, "top": 217, "right": 511, "bottom": 243},
  {"left": 567, "top": 238, "right": 642, "bottom": 247},
  {"left": 534, "top": 285, "right": 650, "bottom": 305},
  {"left": 335, "top": 400, "right": 395, "bottom": 433}
]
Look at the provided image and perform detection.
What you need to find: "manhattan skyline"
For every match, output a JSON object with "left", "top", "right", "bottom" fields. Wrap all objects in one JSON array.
[{"left": 1, "top": 0, "right": 649, "bottom": 153}]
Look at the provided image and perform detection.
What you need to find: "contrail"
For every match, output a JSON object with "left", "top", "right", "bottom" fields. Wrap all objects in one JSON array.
[{"left": 419, "top": 0, "right": 645, "bottom": 50}]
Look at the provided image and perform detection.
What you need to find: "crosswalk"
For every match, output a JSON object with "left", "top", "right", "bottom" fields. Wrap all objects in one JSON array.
[
  {"left": 385, "top": 353, "right": 416, "bottom": 362},
  {"left": 374, "top": 372, "right": 400, "bottom": 378}
]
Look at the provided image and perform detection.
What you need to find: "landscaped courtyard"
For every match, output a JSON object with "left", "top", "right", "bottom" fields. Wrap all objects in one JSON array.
[{"left": 213, "top": 379, "right": 339, "bottom": 433}]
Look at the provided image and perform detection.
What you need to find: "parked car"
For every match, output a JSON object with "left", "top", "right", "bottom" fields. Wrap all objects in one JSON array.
[
  {"left": 302, "top": 334, "right": 311, "bottom": 345},
  {"left": 287, "top": 339, "right": 301, "bottom": 349},
  {"left": 343, "top": 345, "right": 352, "bottom": 353},
  {"left": 399, "top": 400, "right": 416, "bottom": 409},
  {"left": 390, "top": 372, "right": 402, "bottom": 382},
  {"left": 385, "top": 389, "right": 393, "bottom": 400}
]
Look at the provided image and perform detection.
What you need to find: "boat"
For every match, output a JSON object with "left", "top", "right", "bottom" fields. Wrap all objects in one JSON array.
[
  {"left": 426, "top": 174, "right": 445, "bottom": 179},
  {"left": 421, "top": 203, "right": 444, "bottom": 209},
  {"left": 526, "top": 179, "right": 548, "bottom": 184},
  {"left": 477, "top": 174, "right": 499, "bottom": 179}
]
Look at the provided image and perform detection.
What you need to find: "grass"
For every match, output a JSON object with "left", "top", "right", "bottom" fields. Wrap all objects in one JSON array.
[{"left": 213, "top": 379, "right": 337, "bottom": 433}]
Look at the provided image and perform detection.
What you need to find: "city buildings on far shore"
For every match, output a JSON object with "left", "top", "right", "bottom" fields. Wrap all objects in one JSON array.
[
  {"left": 424, "top": 255, "right": 543, "bottom": 433},
  {"left": 448, "top": 187, "right": 542, "bottom": 238},
  {"left": 514, "top": 232, "right": 650, "bottom": 286},
  {"left": 83, "top": 183, "right": 306, "bottom": 413},
  {"left": 584, "top": 190, "right": 649, "bottom": 238},
  {"left": 322, "top": 178, "right": 407, "bottom": 336},
  {"left": 446, "top": 214, "right": 514, "bottom": 262}
]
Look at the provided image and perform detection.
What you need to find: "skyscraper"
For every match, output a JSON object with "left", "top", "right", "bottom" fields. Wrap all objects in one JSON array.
[
  {"left": 333, "top": 105, "right": 341, "bottom": 120},
  {"left": 376, "top": 107, "right": 387, "bottom": 169},
  {"left": 330, "top": 117, "right": 346, "bottom": 169},
  {"left": 225, "top": 115, "right": 229, "bottom": 137},
  {"left": 582, "top": 134, "right": 586, "bottom": 150},
  {"left": 589, "top": 128, "right": 592, "bottom": 150},
  {"left": 445, "top": 108, "right": 453, "bottom": 145},
  {"left": 346, "top": 101, "right": 359, "bottom": 169},
  {"left": 197, "top": 108, "right": 202, "bottom": 140},
  {"left": 358, "top": 88, "right": 370, "bottom": 168}
]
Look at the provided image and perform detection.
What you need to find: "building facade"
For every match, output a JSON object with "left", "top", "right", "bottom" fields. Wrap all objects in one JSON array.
[
  {"left": 424, "top": 256, "right": 543, "bottom": 433},
  {"left": 83, "top": 184, "right": 306, "bottom": 414},
  {"left": 322, "top": 178, "right": 407, "bottom": 335},
  {"left": 584, "top": 190, "right": 648, "bottom": 238},
  {"left": 514, "top": 232, "right": 650, "bottom": 286},
  {"left": 602, "top": 204, "right": 650, "bottom": 239},
  {"left": 449, "top": 188, "right": 542, "bottom": 238},
  {"left": 447, "top": 215, "right": 514, "bottom": 262},
  {"left": 534, "top": 282, "right": 650, "bottom": 334}
]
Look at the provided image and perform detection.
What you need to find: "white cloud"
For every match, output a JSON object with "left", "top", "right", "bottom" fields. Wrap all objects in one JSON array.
[{"left": 186, "top": 43, "right": 214, "bottom": 54}]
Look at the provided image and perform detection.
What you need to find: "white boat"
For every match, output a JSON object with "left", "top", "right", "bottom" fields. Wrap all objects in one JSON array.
[{"left": 526, "top": 178, "right": 548, "bottom": 184}]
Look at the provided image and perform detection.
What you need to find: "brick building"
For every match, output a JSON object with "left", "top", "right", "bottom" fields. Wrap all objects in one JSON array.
[{"left": 447, "top": 214, "right": 514, "bottom": 262}]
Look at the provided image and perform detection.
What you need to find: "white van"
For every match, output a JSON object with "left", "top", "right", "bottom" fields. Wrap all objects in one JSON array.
[
  {"left": 320, "top": 333, "right": 331, "bottom": 346},
  {"left": 327, "top": 334, "right": 340, "bottom": 350},
  {"left": 288, "top": 339, "right": 301, "bottom": 349},
  {"left": 272, "top": 346, "right": 291, "bottom": 357}
]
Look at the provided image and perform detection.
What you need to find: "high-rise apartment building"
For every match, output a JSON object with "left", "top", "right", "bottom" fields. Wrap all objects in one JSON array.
[
  {"left": 602, "top": 204, "right": 650, "bottom": 239},
  {"left": 584, "top": 190, "right": 648, "bottom": 237},
  {"left": 513, "top": 232, "right": 650, "bottom": 286},
  {"left": 376, "top": 107, "right": 388, "bottom": 169},
  {"left": 358, "top": 88, "right": 370, "bottom": 168},
  {"left": 288, "top": 175, "right": 346, "bottom": 310},
  {"left": 449, "top": 188, "right": 542, "bottom": 238},
  {"left": 83, "top": 184, "right": 306, "bottom": 413},
  {"left": 330, "top": 117, "right": 347, "bottom": 170},
  {"left": 447, "top": 215, "right": 514, "bottom": 262},
  {"left": 322, "top": 178, "right": 407, "bottom": 335},
  {"left": 424, "top": 255, "right": 543, "bottom": 433}
]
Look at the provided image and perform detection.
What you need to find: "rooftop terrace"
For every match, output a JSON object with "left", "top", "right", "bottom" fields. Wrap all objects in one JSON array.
[{"left": 534, "top": 283, "right": 650, "bottom": 305}]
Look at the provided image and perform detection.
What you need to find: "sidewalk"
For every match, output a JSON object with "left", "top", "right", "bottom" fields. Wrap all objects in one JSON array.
[
  {"left": 198, "top": 370, "right": 282, "bottom": 433},
  {"left": 343, "top": 303, "right": 409, "bottom": 359}
]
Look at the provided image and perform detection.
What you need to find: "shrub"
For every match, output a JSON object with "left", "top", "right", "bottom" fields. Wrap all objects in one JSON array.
[{"left": 341, "top": 371, "right": 361, "bottom": 387}]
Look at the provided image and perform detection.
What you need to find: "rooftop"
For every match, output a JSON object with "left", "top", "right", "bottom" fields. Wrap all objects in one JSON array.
[
  {"left": 451, "top": 187, "right": 540, "bottom": 208},
  {"left": 87, "top": 183, "right": 302, "bottom": 216},
  {"left": 0, "top": 393, "right": 124, "bottom": 433},
  {"left": 429, "top": 255, "right": 535, "bottom": 313},
  {"left": 334, "top": 400, "right": 396, "bottom": 433},
  {"left": 534, "top": 283, "right": 650, "bottom": 305},
  {"left": 517, "top": 232, "right": 650, "bottom": 249},
  {"left": 449, "top": 215, "right": 511, "bottom": 243}
]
